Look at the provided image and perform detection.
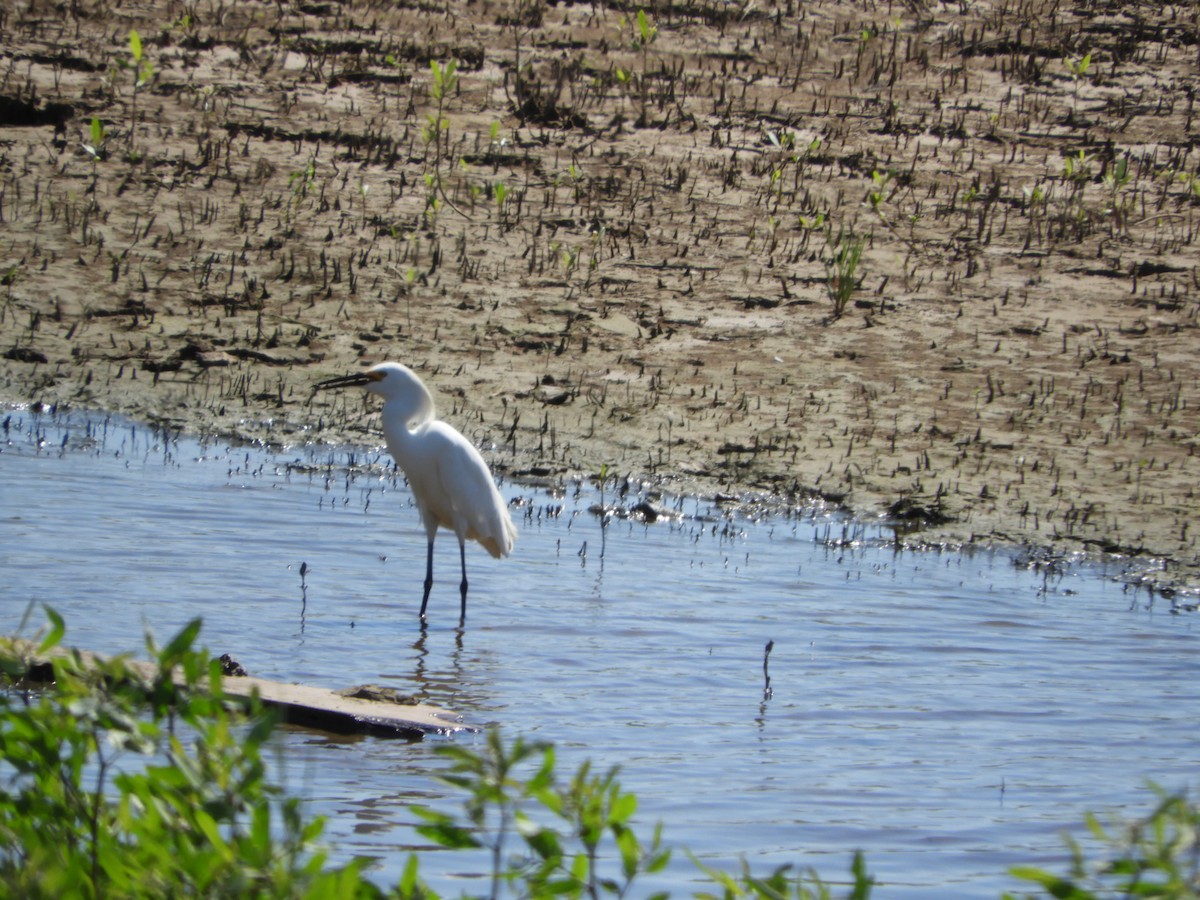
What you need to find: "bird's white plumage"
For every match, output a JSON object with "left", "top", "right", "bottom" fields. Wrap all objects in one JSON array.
[
  {"left": 377, "top": 375, "right": 516, "bottom": 559},
  {"left": 318, "top": 361, "right": 515, "bottom": 622}
]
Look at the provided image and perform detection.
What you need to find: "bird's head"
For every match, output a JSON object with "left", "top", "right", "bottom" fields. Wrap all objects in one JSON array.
[{"left": 315, "top": 362, "right": 420, "bottom": 400}]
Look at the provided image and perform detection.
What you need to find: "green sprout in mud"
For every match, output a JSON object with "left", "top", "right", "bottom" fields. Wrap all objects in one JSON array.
[
  {"left": 764, "top": 130, "right": 795, "bottom": 209},
  {"left": 632, "top": 9, "right": 658, "bottom": 53},
  {"left": 1065, "top": 50, "right": 1091, "bottom": 119},
  {"left": 1102, "top": 156, "right": 1132, "bottom": 235},
  {"left": 492, "top": 181, "right": 509, "bottom": 225},
  {"left": 551, "top": 240, "right": 579, "bottom": 276},
  {"left": 616, "top": 9, "right": 658, "bottom": 126},
  {"left": 1061, "top": 150, "right": 1093, "bottom": 234},
  {"left": 868, "top": 169, "right": 893, "bottom": 214},
  {"left": 1063, "top": 149, "right": 1092, "bottom": 185},
  {"left": 81, "top": 116, "right": 107, "bottom": 164},
  {"left": 125, "top": 29, "right": 154, "bottom": 158},
  {"left": 556, "top": 161, "right": 586, "bottom": 203},
  {"left": 825, "top": 227, "right": 866, "bottom": 320},
  {"left": 1065, "top": 52, "right": 1091, "bottom": 80},
  {"left": 421, "top": 59, "right": 463, "bottom": 220},
  {"left": 423, "top": 59, "right": 458, "bottom": 155},
  {"left": 288, "top": 159, "right": 316, "bottom": 198},
  {"left": 282, "top": 157, "right": 317, "bottom": 233},
  {"left": 383, "top": 51, "right": 411, "bottom": 116},
  {"left": 1177, "top": 170, "right": 1200, "bottom": 202},
  {"left": 487, "top": 119, "right": 505, "bottom": 158},
  {"left": 761, "top": 132, "right": 820, "bottom": 214}
]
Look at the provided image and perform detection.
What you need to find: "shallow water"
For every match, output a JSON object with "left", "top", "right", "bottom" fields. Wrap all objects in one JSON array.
[{"left": 2, "top": 408, "right": 1196, "bottom": 897}]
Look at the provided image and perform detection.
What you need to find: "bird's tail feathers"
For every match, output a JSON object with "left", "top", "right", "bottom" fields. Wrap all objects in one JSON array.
[{"left": 474, "top": 513, "right": 517, "bottom": 559}]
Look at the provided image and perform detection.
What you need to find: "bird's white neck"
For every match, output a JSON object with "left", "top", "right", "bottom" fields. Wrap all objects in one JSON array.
[{"left": 381, "top": 378, "right": 435, "bottom": 443}]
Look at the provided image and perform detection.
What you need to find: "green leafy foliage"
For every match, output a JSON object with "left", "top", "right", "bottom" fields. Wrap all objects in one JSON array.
[
  {"left": 415, "top": 729, "right": 671, "bottom": 898},
  {"left": 1006, "top": 785, "right": 1200, "bottom": 899},
  {"left": 0, "top": 607, "right": 381, "bottom": 899}
]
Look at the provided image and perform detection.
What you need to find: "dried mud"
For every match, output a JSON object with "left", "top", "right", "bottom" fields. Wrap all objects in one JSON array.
[{"left": 2, "top": 0, "right": 1198, "bottom": 593}]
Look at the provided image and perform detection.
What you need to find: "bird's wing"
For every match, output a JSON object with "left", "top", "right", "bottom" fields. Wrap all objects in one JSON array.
[{"left": 430, "top": 424, "right": 516, "bottom": 558}]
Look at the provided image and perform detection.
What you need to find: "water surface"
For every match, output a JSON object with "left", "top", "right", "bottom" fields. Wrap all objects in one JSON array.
[{"left": 1, "top": 408, "right": 1196, "bottom": 897}]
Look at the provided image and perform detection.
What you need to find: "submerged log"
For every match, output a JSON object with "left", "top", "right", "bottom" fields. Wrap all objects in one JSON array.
[{"left": 0, "top": 638, "right": 471, "bottom": 740}]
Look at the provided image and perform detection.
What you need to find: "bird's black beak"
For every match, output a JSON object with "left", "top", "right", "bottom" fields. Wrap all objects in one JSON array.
[{"left": 315, "top": 372, "right": 374, "bottom": 391}]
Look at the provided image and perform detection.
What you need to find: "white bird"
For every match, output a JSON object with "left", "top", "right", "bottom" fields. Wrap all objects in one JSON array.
[{"left": 317, "top": 362, "right": 517, "bottom": 624}]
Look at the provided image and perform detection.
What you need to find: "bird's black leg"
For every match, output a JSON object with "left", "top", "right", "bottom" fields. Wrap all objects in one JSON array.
[
  {"left": 458, "top": 538, "right": 468, "bottom": 624},
  {"left": 419, "top": 538, "right": 434, "bottom": 620}
]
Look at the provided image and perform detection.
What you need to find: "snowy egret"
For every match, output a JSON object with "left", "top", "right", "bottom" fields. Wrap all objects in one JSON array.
[{"left": 317, "top": 362, "right": 517, "bottom": 624}]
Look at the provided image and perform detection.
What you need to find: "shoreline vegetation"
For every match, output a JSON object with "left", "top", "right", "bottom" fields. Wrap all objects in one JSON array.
[{"left": 2, "top": 0, "right": 1199, "bottom": 594}]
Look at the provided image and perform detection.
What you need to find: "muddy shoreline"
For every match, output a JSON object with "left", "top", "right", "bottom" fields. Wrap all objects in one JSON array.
[{"left": 2, "top": 0, "right": 1198, "bottom": 595}]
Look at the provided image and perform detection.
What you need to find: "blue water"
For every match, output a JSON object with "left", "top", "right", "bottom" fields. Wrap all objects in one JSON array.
[{"left": 1, "top": 407, "right": 1196, "bottom": 897}]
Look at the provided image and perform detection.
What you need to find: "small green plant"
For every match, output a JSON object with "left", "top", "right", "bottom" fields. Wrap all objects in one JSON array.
[
  {"left": 125, "top": 29, "right": 154, "bottom": 157},
  {"left": 487, "top": 119, "right": 506, "bottom": 157},
  {"left": 799, "top": 211, "right": 827, "bottom": 231},
  {"left": 693, "top": 850, "right": 875, "bottom": 900},
  {"left": 283, "top": 156, "right": 318, "bottom": 233},
  {"left": 420, "top": 58, "right": 466, "bottom": 219},
  {"left": 423, "top": 59, "right": 458, "bottom": 162},
  {"left": 632, "top": 9, "right": 658, "bottom": 63},
  {"left": 1063, "top": 149, "right": 1093, "bottom": 185},
  {"left": 492, "top": 180, "right": 510, "bottom": 225},
  {"left": 615, "top": 9, "right": 658, "bottom": 125},
  {"left": 1065, "top": 51, "right": 1091, "bottom": 119},
  {"left": 867, "top": 169, "right": 892, "bottom": 214},
  {"left": 288, "top": 158, "right": 316, "bottom": 197},
  {"left": 762, "top": 130, "right": 808, "bottom": 211},
  {"left": 416, "top": 729, "right": 672, "bottom": 898},
  {"left": 1065, "top": 52, "right": 1092, "bottom": 81},
  {"left": 1177, "top": 170, "right": 1200, "bottom": 202},
  {"left": 824, "top": 227, "right": 866, "bottom": 319},
  {"left": 1101, "top": 155, "right": 1132, "bottom": 234},
  {"left": 383, "top": 51, "right": 411, "bottom": 115},
  {"left": 82, "top": 115, "right": 108, "bottom": 162}
]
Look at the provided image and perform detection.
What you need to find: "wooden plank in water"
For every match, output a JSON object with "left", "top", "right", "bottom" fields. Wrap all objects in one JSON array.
[{"left": 0, "top": 638, "right": 472, "bottom": 740}]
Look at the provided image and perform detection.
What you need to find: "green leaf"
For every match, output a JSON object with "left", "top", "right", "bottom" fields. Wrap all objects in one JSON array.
[
  {"left": 610, "top": 791, "right": 637, "bottom": 824},
  {"left": 1008, "top": 865, "right": 1089, "bottom": 897},
  {"left": 39, "top": 605, "right": 65, "bottom": 652},
  {"left": 570, "top": 851, "right": 589, "bottom": 883},
  {"left": 193, "top": 808, "right": 232, "bottom": 859},
  {"left": 129, "top": 29, "right": 143, "bottom": 62},
  {"left": 396, "top": 853, "right": 420, "bottom": 893},
  {"left": 159, "top": 618, "right": 202, "bottom": 666},
  {"left": 415, "top": 821, "right": 481, "bottom": 850},
  {"left": 849, "top": 849, "right": 875, "bottom": 900},
  {"left": 412, "top": 807, "right": 481, "bottom": 850},
  {"left": 523, "top": 823, "right": 563, "bottom": 862},
  {"left": 615, "top": 826, "right": 640, "bottom": 878}
]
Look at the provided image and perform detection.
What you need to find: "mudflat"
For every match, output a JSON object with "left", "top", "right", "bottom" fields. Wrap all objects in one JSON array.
[{"left": 2, "top": 0, "right": 1197, "bottom": 592}]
